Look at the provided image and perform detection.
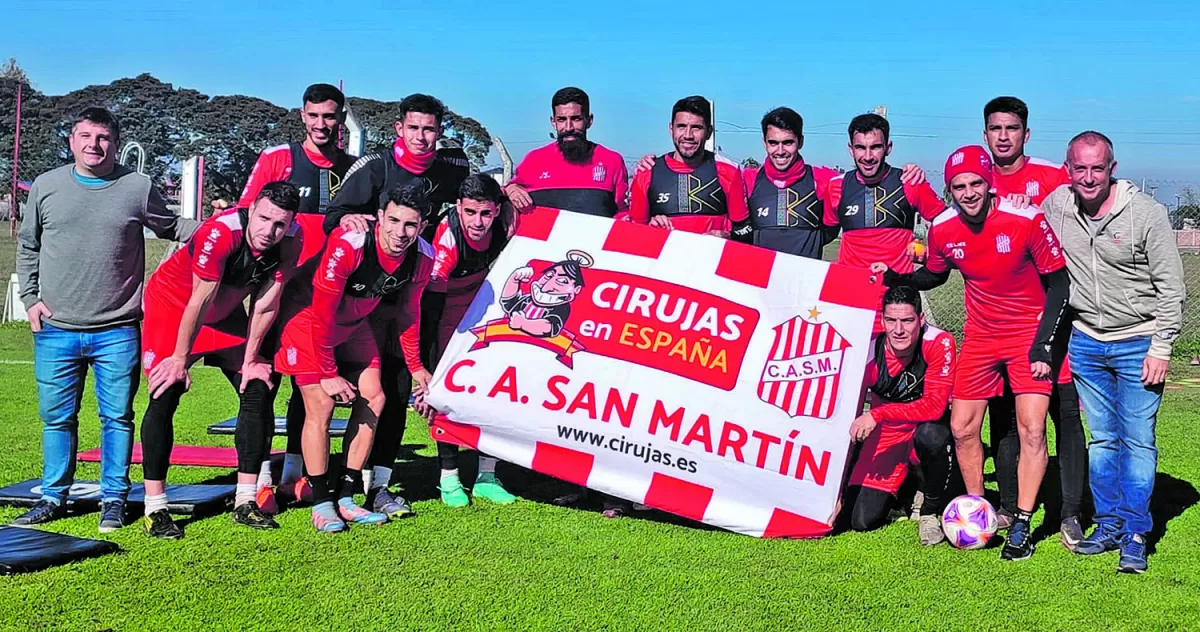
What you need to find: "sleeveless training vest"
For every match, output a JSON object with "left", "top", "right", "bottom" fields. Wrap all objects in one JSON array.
[
  {"left": 748, "top": 166, "right": 825, "bottom": 258},
  {"left": 870, "top": 333, "right": 928, "bottom": 404},
  {"left": 836, "top": 167, "right": 917, "bottom": 232},
  {"left": 447, "top": 209, "right": 508, "bottom": 278},
  {"left": 189, "top": 208, "right": 283, "bottom": 289},
  {"left": 343, "top": 229, "right": 421, "bottom": 300},
  {"left": 647, "top": 152, "right": 727, "bottom": 217},
  {"left": 287, "top": 142, "right": 356, "bottom": 215}
]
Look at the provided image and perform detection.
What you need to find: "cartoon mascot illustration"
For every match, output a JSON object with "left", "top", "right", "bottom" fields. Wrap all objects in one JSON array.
[{"left": 500, "top": 250, "right": 593, "bottom": 338}]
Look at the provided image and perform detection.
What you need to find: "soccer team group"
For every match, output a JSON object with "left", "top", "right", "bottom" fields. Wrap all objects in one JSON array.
[{"left": 13, "top": 84, "right": 1183, "bottom": 574}]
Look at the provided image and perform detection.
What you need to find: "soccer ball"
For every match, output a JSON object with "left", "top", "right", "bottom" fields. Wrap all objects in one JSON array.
[{"left": 941, "top": 495, "right": 998, "bottom": 549}]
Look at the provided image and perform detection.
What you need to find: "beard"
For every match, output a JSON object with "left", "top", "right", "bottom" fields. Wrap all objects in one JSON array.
[{"left": 557, "top": 133, "right": 593, "bottom": 164}]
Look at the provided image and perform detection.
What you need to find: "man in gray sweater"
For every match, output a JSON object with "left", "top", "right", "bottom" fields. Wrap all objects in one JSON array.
[
  {"left": 1041, "top": 131, "right": 1185, "bottom": 574},
  {"left": 12, "top": 107, "right": 198, "bottom": 532}
]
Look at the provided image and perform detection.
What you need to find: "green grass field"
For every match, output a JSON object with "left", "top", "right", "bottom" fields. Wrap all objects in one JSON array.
[{"left": 0, "top": 322, "right": 1198, "bottom": 631}]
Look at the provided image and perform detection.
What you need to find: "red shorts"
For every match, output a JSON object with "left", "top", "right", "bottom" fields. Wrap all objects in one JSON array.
[
  {"left": 1057, "top": 353, "right": 1072, "bottom": 385},
  {"left": 141, "top": 303, "right": 246, "bottom": 375},
  {"left": 848, "top": 421, "right": 920, "bottom": 495},
  {"left": 954, "top": 333, "right": 1053, "bottom": 399},
  {"left": 275, "top": 312, "right": 380, "bottom": 386}
]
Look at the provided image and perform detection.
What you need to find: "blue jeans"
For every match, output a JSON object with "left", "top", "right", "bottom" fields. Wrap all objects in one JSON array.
[
  {"left": 1069, "top": 329, "right": 1161, "bottom": 536},
  {"left": 33, "top": 323, "right": 139, "bottom": 503}
]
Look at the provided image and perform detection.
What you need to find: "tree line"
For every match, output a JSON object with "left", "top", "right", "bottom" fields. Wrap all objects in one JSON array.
[{"left": 0, "top": 66, "right": 491, "bottom": 205}]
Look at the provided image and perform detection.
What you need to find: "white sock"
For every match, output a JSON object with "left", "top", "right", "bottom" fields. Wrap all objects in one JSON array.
[
  {"left": 370, "top": 466, "right": 392, "bottom": 491},
  {"left": 256, "top": 460, "right": 273, "bottom": 489},
  {"left": 362, "top": 469, "right": 375, "bottom": 494},
  {"left": 281, "top": 454, "right": 304, "bottom": 485},
  {"left": 478, "top": 456, "right": 497, "bottom": 476},
  {"left": 441, "top": 468, "right": 459, "bottom": 482},
  {"left": 144, "top": 493, "right": 168, "bottom": 517},
  {"left": 235, "top": 483, "right": 256, "bottom": 508}
]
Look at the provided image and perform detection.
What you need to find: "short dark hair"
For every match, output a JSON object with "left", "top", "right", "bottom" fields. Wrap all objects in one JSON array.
[
  {"left": 1067, "top": 130, "right": 1115, "bottom": 165},
  {"left": 72, "top": 107, "right": 121, "bottom": 142},
  {"left": 552, "top": 87, "right": 590, "bottom": 116},
  {"left": 546, "top": 260, "right": 585, "bottom": 288},
  {"left": 382, "top": 181, "right": 436, "bottom": 221},
  {"left": 984, "top": 96, "right": 1028, "bottom": 128},
  {"left": 882, "top": 285, "right": 922, "bottom": 313},
  {"left": 848, "top": 113, "right": 889, "bottom": 143},
  {"left": 256, "top": 181, "right": 301, "bottom": 213},
  {"left": 459, "top": 174, "right": 504, "bottom": 204},
  {"left": 398, "top": 93, "right": 446, "bottom": 127},
  {"left": 671, "top": 96, "right": 712, "bottom": 129},
  {"left": 302, "top": 83, "right": 345, "bottom": 110},
  {"left": 761, "top": 107, "right": 803, "bottom": 138}
]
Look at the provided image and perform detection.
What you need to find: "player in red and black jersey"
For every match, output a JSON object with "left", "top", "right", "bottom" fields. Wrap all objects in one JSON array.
[
  {"left": 275, "top": 183, "right": 435, "bottom": 533},
  {"left": 137, "top": 182, "right": 303, "bottom": 539},
  {"left": 824, "top": 114, "right": 946, "bottom": 273},
  {"left": 982, "top": 96, "right": 1088, "bottom": 549},
  {"left": 300, "top": 95, "right": 468, "bottom": 516},
  {"left": 876, "top": 145, "right": 1071, "bottom": 561},
  {"left": 628, "top": 96, "right": 751, "bottom": 240},
  {"left": 227, "top": 84, "right": 359, "bottom": 511},
  {"left": 237, "top": 84, "right": 357, "bottom": 218},
  {"left": 409, "top": 175, "right": 519, "bottom": 508},
  {"left": 843, "top": 286, "right": 959, "bottom": 546},
  {"left": 505, "top": 87, "right": 629, "bottom": 218}
]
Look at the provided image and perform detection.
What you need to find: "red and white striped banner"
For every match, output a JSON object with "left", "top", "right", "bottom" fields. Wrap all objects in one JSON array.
[{"left": 428, "top": 208, "right": 882, "bottom": 537}]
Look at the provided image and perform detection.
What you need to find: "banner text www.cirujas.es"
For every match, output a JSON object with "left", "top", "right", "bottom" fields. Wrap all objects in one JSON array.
[{"left": 428, "top": 208, "right": 882, "bottom": 537}]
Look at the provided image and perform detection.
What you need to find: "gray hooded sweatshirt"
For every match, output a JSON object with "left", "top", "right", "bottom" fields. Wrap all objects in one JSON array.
[{"left": 1040, "top": 179, "right": 1184, "bottom": 360}]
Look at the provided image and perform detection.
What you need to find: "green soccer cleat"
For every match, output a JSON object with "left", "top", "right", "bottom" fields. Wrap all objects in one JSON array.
[
  {"left": 439, "top": 474, "right": 470, "bottom": 508},
  {"left": 472, "top": 474, "right": 517, "bottom": 505}
]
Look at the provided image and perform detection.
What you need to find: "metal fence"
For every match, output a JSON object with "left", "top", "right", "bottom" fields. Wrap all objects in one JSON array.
[{"left": 912, "top": 228, "right": 1200, "bottom": 357}]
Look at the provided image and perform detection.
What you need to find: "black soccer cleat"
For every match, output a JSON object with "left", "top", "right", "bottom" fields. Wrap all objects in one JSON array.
[
  {"left": 1000, "top": 520, "right": 1035, "bottom": 561},
  {"left": 142, "top": 509, "right": 184, "bottom": 540},
  {"left": 231, "top": 502, "right": 280, "bottom": 530}
]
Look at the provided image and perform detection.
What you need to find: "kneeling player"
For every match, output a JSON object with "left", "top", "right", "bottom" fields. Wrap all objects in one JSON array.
[
  {"left": 415, "top": 174, "right": 517, "bottom": 507},
  {"left": 276, "top": 183, "right": 434, "bottom": 533},
  {"left": 846, "top": 286, "right": 959, "bottom": 546},
  {"left": 139, "top": 182, "right": 302, "bottom": 539},
  {"left": 874, "top": 145, "right": 1070, "bottom": 561}
]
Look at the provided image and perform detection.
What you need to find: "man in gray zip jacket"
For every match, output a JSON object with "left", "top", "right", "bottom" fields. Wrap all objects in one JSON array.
[{"left": 1040, "top": 131, "right": 1184, "bottom": 574}]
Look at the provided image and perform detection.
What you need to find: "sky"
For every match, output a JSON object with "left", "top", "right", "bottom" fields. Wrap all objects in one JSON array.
[{"left": 7, "top": 0, "right": 1200, "bottom": 199}]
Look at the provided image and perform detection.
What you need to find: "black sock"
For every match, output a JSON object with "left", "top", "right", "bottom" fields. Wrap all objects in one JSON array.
[
  {"left": 338, "top": 468, "right": 363, "bottom": 500},
  {"left": 1016, "top": 509, "right": 1033, "bottom": 524},
  {"left": 309, "top": 473, "right": 332, "bottom": 505}
]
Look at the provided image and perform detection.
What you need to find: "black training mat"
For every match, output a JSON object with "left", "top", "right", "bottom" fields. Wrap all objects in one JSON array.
[
  {"left": 0, "top": 481, "right": 233, "bottom": 515},
  {"left": 0, "top": 526, "right": 120, "bottom": 575},
  {"left": 206, "top": 416, "right": 349, "bottom": 436}
]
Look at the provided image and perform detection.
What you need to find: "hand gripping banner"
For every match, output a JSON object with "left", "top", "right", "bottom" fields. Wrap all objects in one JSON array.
[{"left": 427, "top": 208, "right": 883, "bottom": 537}]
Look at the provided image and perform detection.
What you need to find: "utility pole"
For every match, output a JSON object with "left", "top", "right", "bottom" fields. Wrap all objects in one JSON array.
[
  {"left": 705, "top": 99, "right": 716, "bottom": 152},
  {"left": 10, "top": 82, "right": 20, "bottom": 236}
]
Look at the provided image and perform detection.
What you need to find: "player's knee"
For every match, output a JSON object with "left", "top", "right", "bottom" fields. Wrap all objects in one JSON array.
[
  {"left": 913, "top": 423, "right": 952, "bottom": 457},
  {"left": 239, "top": 379, "right": 271, "bottom": 408},
  {"left": 149, "top": 381, "right": 187, "bottom": 407},
  {"left": 366, "top": 391, "right": 387, "bottom": 417}
]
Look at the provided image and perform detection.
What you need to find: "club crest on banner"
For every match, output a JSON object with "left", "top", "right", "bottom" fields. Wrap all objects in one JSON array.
[{"left": 757, "top": 309, "right": 851, "bottom": 419}]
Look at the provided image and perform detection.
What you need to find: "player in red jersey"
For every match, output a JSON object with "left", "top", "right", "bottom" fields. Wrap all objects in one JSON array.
[
  {"left": 137, "top": 182, "right": 302, "bottom": 539},
  {"left": 875, "top": 145, "right": 1071, "bottom": 561},
  {"left": 315, "top": 95, "right": 469, "bottom": 517},
  {"left": 844, "top": 286, "right": 959, "bottom": 546},
  {"left": 505, "top": 87, "right": 629, "bottom": 218},
  {"left": 275, "top": 183, "right": 435, "bottom": 533},
  {"left": 983, "top": 96, "right": 1088, "bottom": 549},
  {"left": 628, "top": 96, "right": 751, "bottom": 240},
  {"left": 824, "top": 114, "right": 946, "bottom": 275},
  {"left": 411, "top": 175, "right": 521, "bottom": 507}
]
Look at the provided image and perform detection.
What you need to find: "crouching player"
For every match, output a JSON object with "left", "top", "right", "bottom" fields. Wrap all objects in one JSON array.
[
  {"left": 414, "top": 174, "right": 516, "bottom": 507},
  {"left": 275, "top": 183, "right": 434, "bottom": 533},
  {"left": 139, "top": 182, "right": 303, "bottom": 539},
  {"left": 845, "top": 286, "right": 959, "bottom": 545}
]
